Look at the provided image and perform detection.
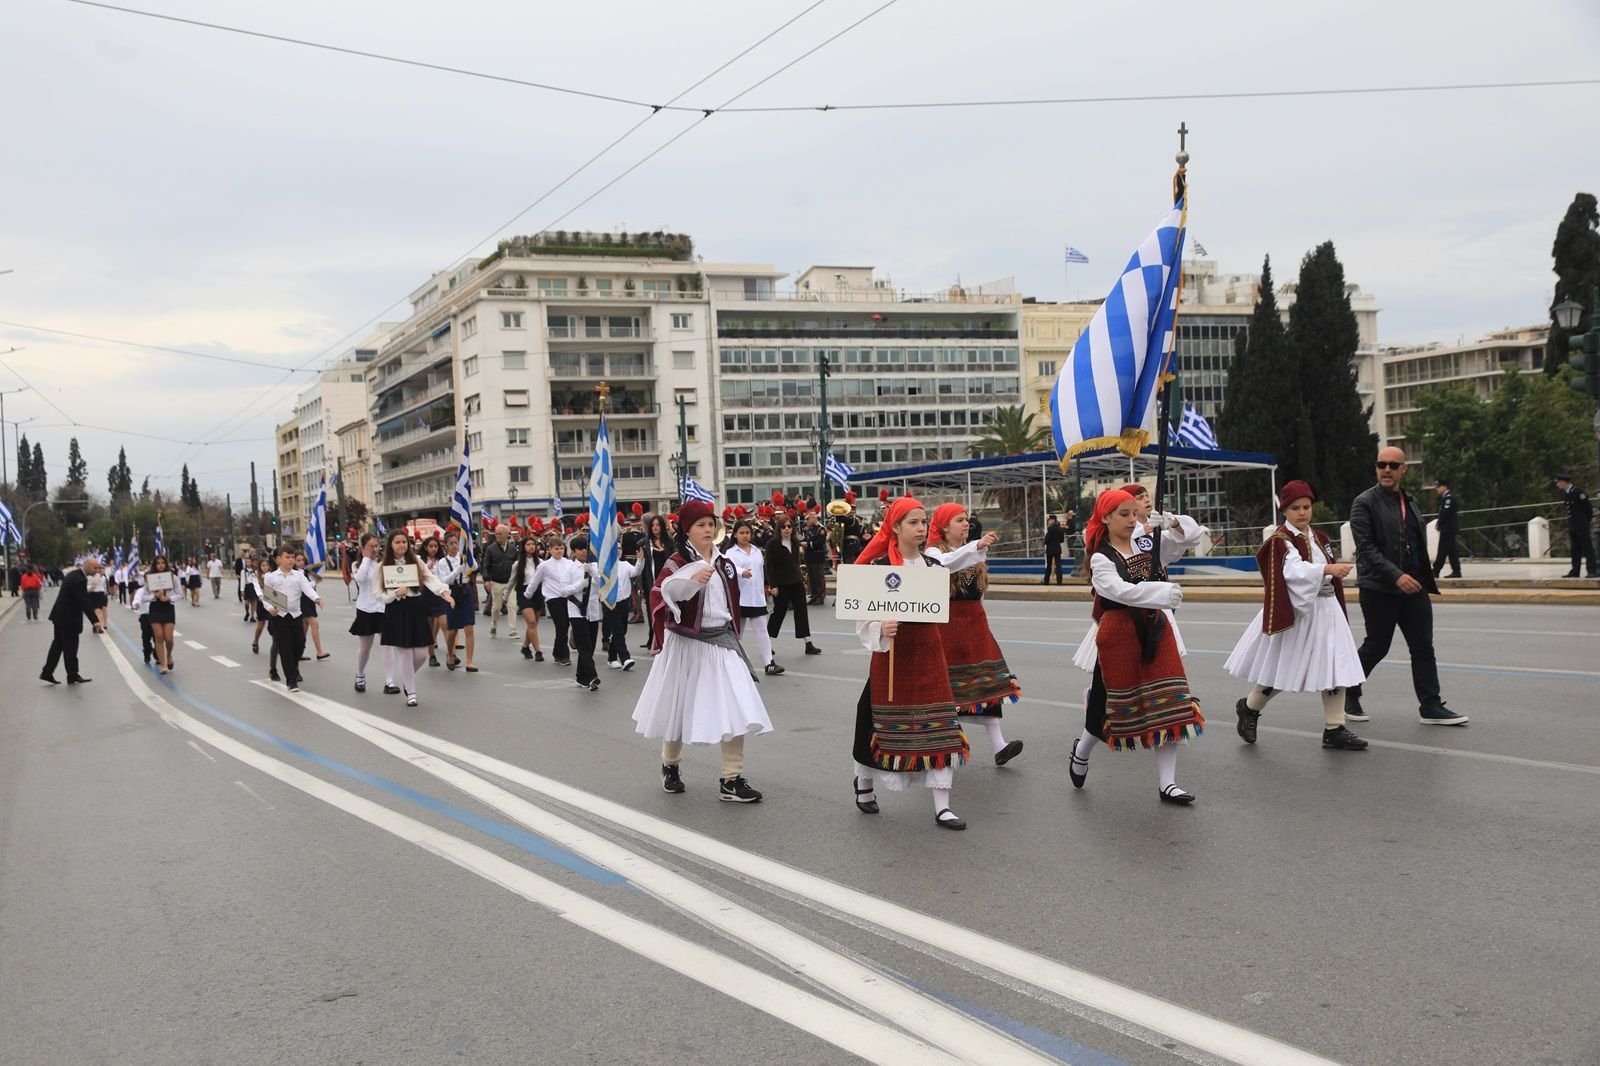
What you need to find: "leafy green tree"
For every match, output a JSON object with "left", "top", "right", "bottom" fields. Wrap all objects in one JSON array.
[
  {"left": 1403, "top": 383, "right": 1497, "bottom": 505},
  {"left": 13, "top": 433, "right": 33, "bottom": 499},
  {"left": 1547, "top": 192, "right": 1600, "bottom": 374},
  {"left": 181, "top": 464, "right": 202, "bottom": 512},
  {"left": 30, "top": 442, "right": 46, "bottom": 498},
  {"left": 139, "top": 476, "right": 151, "bottom": 501}
]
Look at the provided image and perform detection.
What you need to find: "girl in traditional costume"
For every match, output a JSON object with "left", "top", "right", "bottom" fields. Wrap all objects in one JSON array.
[
  {"left": 1224, "top": 480, "right": 1368, "bottom": 750},
  {"left": 1069, "top": 489, "right": 1203, "bottom": 804},
  {"left": 924, "top": 503, "right": 1022, "bottom": 766},
  {"left": 632, "top": 500, "right": 771, "bottom": 803},
  {"left": 851, "top": 496, "right": 972, "bottom": 830}
]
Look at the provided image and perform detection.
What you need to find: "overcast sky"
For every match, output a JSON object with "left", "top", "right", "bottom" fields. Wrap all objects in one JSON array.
[{"left": 3, "top": 0, "right": 1598, "bottom": 506}]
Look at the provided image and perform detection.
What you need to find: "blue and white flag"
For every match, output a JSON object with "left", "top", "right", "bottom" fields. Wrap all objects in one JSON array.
[
  {"left": 1176, "top": 401, "right": 1219, "bottom": 450},
  {"left": 304, "top": 476, "right": 329, "bottom": 569},
  {"left": 1049, "top": 197, "right": 1187, "bottom": 463},
  {"left": 587, "top": 416, "right": 621, "bottom": 608},
  {"left": 128, "top": 530, "right": 139, "bottom": 570},
  {"left": 154, "top": 515, "right": 165, "bottom": 557},
  {"left": 450, "top": 441, "right": 476, "bottom": 572},
  {"left": 373, "top": 513, "right": 387, "bottom": 537},
  {"left": 681, "top": 477, "right": 715, "bottom": 504},
  {"left": 1064, "top": 245, "right": 1090, "bottom": 265},
  {"left": 0, "top": 497, "right": 21, "bottom": 546},
  {"left": 823, "top": 452, "right": 855, "bottom": 492}
]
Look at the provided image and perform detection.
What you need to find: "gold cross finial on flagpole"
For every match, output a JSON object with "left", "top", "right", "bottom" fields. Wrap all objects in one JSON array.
[
  {"left": 1176, "top": 121, "right": 1189, "bottom": 166},
  {"left": 596, "top": 380, "right": 610, "bottom": 413}
]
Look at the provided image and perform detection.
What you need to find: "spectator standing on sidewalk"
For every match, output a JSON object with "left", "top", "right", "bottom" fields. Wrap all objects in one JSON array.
[
  {"left": 1431, "top": 480, "right": 1461, "bottom": 580},
  {"left": 1042, "top": 515, "right": 1065, "bottom": 585},
  {"left": 1555, "top": 473, "right": 1597, "bottom": 579}
]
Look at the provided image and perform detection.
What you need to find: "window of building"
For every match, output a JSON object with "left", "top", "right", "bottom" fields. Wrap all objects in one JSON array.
[
  {"left": 508, "top": 466, "right": 530, "bottom": 483},
  {"left": 504, "top": 389, "right": 530, "bottom": 407},
  {"left": 465, "top": 394, "right": 482, "bottom": 416},
  {"left": 463, "top": 355, "right": 479, "bottom": 377},
  {"left": 468, "top": 431, "right": 483, "bottom": 452},
  {"left": 594, "top": 279, "right": 613, "bottom": 294},
  {"left": 537, "top": 278, "right": 567, "bottom": 295},
  {"left": 684, "top": 424, "right": 698, "bottom": 441},
  {"left": 671, "top": 313, "right": 691, "bottom": 330},
  {"left": 507, "top": 428, "right": 529, "bottom": 446},
  {"left": 502, "top": 351, "right": 527, "bottom": 370},
  {"left": 502, "top": 311, "right": 524, "bottom": 328},
  {"left": 672, "top": 350, "right": 694, "bottom": 369},
  {"left": 642, "top": 280, "right": 671, "bottom": 294},
  {"left": 461, "top": 317, "right": 477, "bottom": 338},
  {"left": 1037, "top": 360, "right": 1057, "bottom": 377}
]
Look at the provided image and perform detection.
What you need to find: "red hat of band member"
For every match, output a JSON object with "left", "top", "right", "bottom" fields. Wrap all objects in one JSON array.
[
  {"left": 678, "top": 500, "right": 715, "bottom": 531},
  {"left": 786, "top": 507, "right": 796, "bottom": 518},
  {"left": 770, "top": 489, "right": 785, "bottom": 505},
  {"left": 576, "top": 513, "right": 589, "bottom": 526},
  {"left": 631, "top": 502, "right": 644, "bottom": 517},
  {"left": 667, "top": 512, "right": 679, "bottom": 523},
  {"left": 878, "top": 487, "right": 890, "bottom": 502},
  {"left": 530, "top": 517, "right": 544, "bottom": 532},
  {"left": 844, "top": 490, "right": 857, "bottom": 504},
  {"left": 617, "top": 509, "right": 627, "bottom": 524},
  {"left": 1278, "top": 479, "right": 1317, "bottom": 509},
  {"left": 734, "top": 504, "right": 747, "bottom": 518},
  {"left": 722, "top": 506, "right": 735, "bottom": 521},
  {"left": 796, "top": 500, "right": 808, "bottom": 513}
]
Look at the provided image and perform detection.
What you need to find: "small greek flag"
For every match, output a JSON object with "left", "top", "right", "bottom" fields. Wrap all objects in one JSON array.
[
  {"left": 1175, "top": 401, "right": 1220, "bottom": 450},
  {"left": 154, "top": 515, "right": 165, "bottom": 557},
  {"left": 823, "top": 452, "right": 855, "bottom": 492},
  {"left": 681, "top": 477, "right": 715, "bottom": 504},
  {"left": 588, "top": 417, "right": 621, "bottom": 607},
  {"left": 1064, "top": 246, "right": 1090, "bottom": 265},
  {"left": 373, "top": 513, "right": 387, "bottom": 537},
  {"left": 304, "top": 476, "right": 329, "bottom": 569},
  {"left": 450, "top": 442, "right": 476, "bottom": 572},
  {"left": 1048, "top": 196, "right": 1187, "bottom": 462},
  {"left": 0, "top": 497, "right": 21, "bottom": 546}
]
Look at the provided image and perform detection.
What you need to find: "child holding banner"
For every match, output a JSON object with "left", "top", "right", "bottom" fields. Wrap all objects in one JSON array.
[{"left": 850, "top": 495, "right": 971, "bottom": 830}]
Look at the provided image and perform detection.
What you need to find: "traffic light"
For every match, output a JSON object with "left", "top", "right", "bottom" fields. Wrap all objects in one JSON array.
[{"left": 1570, "top": 328, "right": 1600, "bottom": 400}]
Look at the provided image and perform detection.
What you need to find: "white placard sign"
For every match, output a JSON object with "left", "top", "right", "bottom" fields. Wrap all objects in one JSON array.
[
  {"left": 382, "top": 564, "right": 421, "bottom": 591},
  {"left": 833, "top": 564, "right": 950, "bottom": 623},
  {"left": 261, "top": 584, "right": 291, "bottom": 614},
  {"left": 142, "top": 571, "right": 174, "bottom": 593}
]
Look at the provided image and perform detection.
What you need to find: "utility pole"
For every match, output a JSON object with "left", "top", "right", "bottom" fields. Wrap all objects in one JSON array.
[
  {"left": 225, "top": 492, "right": 234, "bottom": 556},
  {"left": 1, "top": 384, "right": 30, "bottom": 592},
  {"left": 809, "top": 352, "right": 833, "bottom": 501},
  {"left": 271, "top": 470, "right": 280, "bottom": 549},
  {"left": 249, "top": 461, "right": 260, "bottom": 546}
]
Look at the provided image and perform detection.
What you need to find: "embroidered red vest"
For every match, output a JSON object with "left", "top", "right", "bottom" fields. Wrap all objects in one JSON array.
[
  {"left": 1257, "top": 525, "right": 1347, "bottom": 635},
  {"left": 647, "top": 550, "right": 744, "bottom": 653}
]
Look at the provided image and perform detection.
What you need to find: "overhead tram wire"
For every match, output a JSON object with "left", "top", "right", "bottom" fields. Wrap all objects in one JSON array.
[
  {"left": 138, "top": 0, "right": 840, "bottom": 478},
  {"left": 0, "top": 320, "right": 316, "bottom": 373}
]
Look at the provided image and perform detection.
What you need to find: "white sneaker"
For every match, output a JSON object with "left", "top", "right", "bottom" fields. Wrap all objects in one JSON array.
[{"left": 608, "top": 660, "right": 623, "bottom": 669}]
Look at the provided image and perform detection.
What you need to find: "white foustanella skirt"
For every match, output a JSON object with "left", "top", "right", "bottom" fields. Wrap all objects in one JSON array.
[
  {"left": 1223, "top": 596, "right": 1366, "bottom": 693},
  {"left": 632, "top": 629, "right": 774, "bottom": 744}
]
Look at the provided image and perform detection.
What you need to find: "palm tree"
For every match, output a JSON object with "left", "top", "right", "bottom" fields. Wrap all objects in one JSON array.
[{"left": 966, "top": 406, "right": 1052, "bottom": 540}]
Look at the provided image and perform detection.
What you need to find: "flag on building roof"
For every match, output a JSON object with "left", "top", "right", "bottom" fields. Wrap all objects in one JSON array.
[
  {"left": 1048, "top": 196, "right": 1187, "bottom": 463},
  {"left": 587, "top": 416, "right": 621, "bottom": 607},
  {"left": 1064, "top": 246, "right": 1090, "bottom": 265},
  {"left": 681, "top": 477, "right": 715, "bottom": 504},
  {"left": 1175, "top": 401, "right": 1219, "bottom": 450},
  {"left": 824, "top": 452, "right": 855, "bottom": 493},
  {"left": 449, "top": 442, "right": 476, "bottom": 572},
  {"left": 304, "top": 476, "right": 329, "bottom": 569}
]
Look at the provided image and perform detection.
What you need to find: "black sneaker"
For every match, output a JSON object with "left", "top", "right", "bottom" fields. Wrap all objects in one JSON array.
[
  {"left": 1235, "top": 698, "right": 1261, "bottom": 744},
  {"left": 803, "top": 644, "right": 822, "bottom": 656},
  {"left": 764, "top": 661, "right": 785, "bottom": 676},
  {"left": 554, "top": 658, "right": 572, "bottom": 666},
  {"left": 661, "top": 764, "right": 685, "bottom": 794},
  {"left": 719, "top": 775, "right": 763, "bottom": 803},
  {"left": 1322, "top": 726, "right": 1369, "bottom": 750},
  {"left": 534, "top": 651, "right": 545, "bottom": 662},
  {"left": 587, "top": 678, "right": 601, "bottom": 691},
  {"left": 1419, "top": 704, "right": 1468, "bottom": 726},
  {"left": 520, "top": 646, "right": 533, "bottom": 660},
  {"left": 1344, "top": 691, "right": 1370, "bottom": 723}
]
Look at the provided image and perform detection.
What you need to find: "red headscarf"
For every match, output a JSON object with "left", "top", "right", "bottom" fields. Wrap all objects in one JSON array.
[
  {"left": 856, "top": 495, "right": 926, "bottom": 565},
  {"left": 1084, "top": 489, "right": 1135, "bottom": 555},
  {"left": 927, "top": 503, "right": 966, "bottom": 548}
]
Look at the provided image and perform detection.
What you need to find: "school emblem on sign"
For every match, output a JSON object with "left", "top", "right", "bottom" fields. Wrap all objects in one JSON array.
[
  {"left": 884, "top": 572, "right": 902, "bottom": 591},
  {"left": 1134, "top": 534, "right": 1154, "bottom": 553}
]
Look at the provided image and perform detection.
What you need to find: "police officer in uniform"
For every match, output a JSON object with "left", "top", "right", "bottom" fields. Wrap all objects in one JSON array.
[
  {"left": 801, "top": 510, "right": 829, "bottom": 604},
  {"left": 1555, "top": 473, "right": 1597, "bottom": 579},
  {"left": 1431, "top": 479, "right": 1461, "bottom": 579}
]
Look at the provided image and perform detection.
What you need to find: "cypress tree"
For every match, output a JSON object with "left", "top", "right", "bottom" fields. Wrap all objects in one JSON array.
[
  {"left": 107, "top": 447, "right": 133, "bottom": 504},
  {"left": 1289, "top": 241, "right": 1376, "bottom": 516},
  {"left": 1547, "top": 192, "right": 1600, "bottom": 374},
  {"left": 30, "top": 442, "right": 46, "bottom": 498},
  {"left": 66, "top": 437, "right": 88, "bottom": 490},
  {"left": 15, "top": 433, "right": 33, "bottom": 498},
  {"left": 1216, "top": 256, "right": 1303, "bottom": 524}
]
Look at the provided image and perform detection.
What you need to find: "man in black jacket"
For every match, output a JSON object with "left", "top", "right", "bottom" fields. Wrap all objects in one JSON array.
[
  {"left": 1042, "top": 515, "right": 1065, "bottom": 584},
  {"left": 1431, "top": 479, "right": 1461, "bottom": 579},
  {"left": 801, "top": 511, "right": 828, "bottom": 604},
  {"left": 1555, "top": 473, "right": 1597, "bottom": 579},
  {"left": 481, "top": 525, "right": 519, "bottom": 639},
  {"left": 1345, "top": 447, "right": 1467, "bottom": 726},
  {"left": 41, "top": 557, "right": 105, "bottom": 685}
]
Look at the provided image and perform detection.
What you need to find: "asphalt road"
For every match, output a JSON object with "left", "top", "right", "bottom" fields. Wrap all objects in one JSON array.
[{"left": 2, "top": 584, "right": 1596, "bottom": 1066}]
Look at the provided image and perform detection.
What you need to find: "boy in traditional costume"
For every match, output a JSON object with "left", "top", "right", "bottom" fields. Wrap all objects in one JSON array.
[{"left": 1224, "top": 480, "right": 1368, "bottom": 750}]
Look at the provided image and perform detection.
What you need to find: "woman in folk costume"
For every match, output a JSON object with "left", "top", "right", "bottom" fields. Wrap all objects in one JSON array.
[
  {"left": 924, "top": 503, "right": 1023, "bottom": 767},
  {"left": 1224, "top": 480, "right": 1368, "bottom": 751},
  {"left": 1069, "top": 488, "right": 1204, "bottom": 805},
  {"left": 632, "top": 499, "right": 771, "bottom": 804},
  {"left": 851, "top": 496, "right": 972, "bottom": 830}
]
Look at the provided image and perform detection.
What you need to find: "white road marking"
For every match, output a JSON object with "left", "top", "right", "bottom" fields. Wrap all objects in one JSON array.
[
  {"left": 183, "top": 640, "right": 207, "bottom": 650},
  {"left": 185, "top": 739, "right": 216, "bottom": 762},
  {"left": 98, "top": 636, "right": 965, "bottom": 1066},
  {"left": 210, "top": 655, "right": 242, "bottom": 668},
  {"left": 233, "top": 780, "right": 275, "bottom": 809},
  {"left": 267, "top": 683, "right": 1054, "bottom": 1066},
  {"left": 351, "top": 709, "right": 1339, "bottom": 1066}
]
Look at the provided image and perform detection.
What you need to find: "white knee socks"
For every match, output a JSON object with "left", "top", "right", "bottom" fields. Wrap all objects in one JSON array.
[
  {"left": 1321, "top": 688, "right": 1346, "bottom": 729},
  {"left": 384, "top": 646, "right": 396, "bottom": 687},
  {"left": 753, "top": 622, "right": 775, "bottom": 666},
  {"left": 983, "top": 719, "right": 1007, "bottom": 751},
  {"left": 1246, "top": 685, "right": 1277, "bottom": 712},
  {"left": 1155, "top": 744, "right": 1179, "bottom": 792},
  {"left": 932, "top": 787, "right": 953, "bottom": 815},
  {"left": 356, "top": 635, "right": 374, "bottom": 677}
]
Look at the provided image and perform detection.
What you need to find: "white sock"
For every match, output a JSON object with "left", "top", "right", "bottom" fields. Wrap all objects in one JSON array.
[
  {"left": 1246, "top": 685, "right": 1276, "bottom": 712},
  {"left": 983, "top": 719, "right": 1007, "bottom": 750},
  {"left": 356, "top": 635, "right": 374, "bottom": 676},
  {"left": 1074, "top": 729, "right": 1099, "bottom": 763},
  {"left": 932, "top": 787, "right": 954, "bottom": 817},
  {"left": 383, "top": 646, "right": 396, "bottom": 687},
  {"left": 1321, "top": 688, "right": 1347, "bottom": 729},
  {"left": 1155, "top": 744, "right": 1180, "bottom": 792},
  {"left": 753, "top": 622, "right": 774, "bottom": 666}
]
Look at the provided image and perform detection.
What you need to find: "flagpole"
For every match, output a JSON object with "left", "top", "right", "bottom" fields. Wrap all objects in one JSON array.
[{"left": 1151, "top": 122, "right": 1190, "bottom": 578}]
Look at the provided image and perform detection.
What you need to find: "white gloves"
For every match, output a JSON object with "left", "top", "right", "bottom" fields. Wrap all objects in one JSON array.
[{"left": 1166, "top": 584, "right": 1184, "bottom": 609}]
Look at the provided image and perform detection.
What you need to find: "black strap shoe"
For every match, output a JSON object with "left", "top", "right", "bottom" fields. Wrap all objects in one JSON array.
[
  {"left": 934, "top": 808, "right": 966, "bottom": 830},
  {"left": 854, "top": 777, "right": 879, "bottom": 814},
  {"left": 1235, "top": 698, "right": 1260, "bottom": 744},
  {"left": 1068, "top": 739, "right": 1089, "bottom": 789},
  {"left": 1159, "top": 784, "right": 1196, "bottom": 805},
  {"left": 994, "top": 740, "right": 1024, "bottom": 766},
  {"left": 67, "top": 677, "right": 92, "bottom": 685}
]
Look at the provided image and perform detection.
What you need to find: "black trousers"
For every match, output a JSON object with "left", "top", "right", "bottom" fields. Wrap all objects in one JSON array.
[
  {"left": 571, "top": 616, "right": 598, "bottom": 685},
  {"left": 1352, "top": 587, "right": 1441, "bottom": 711},
  {"left": 1432, "top": 530, "right": 1460, "bottom": 577},
  {"left": 43, "top": 625, "right": 83, "bottom": 680},
  {"left": 547, "top": 599, "right": 571, "bottom": 661},
  {"left": 1043, "top": 551, "right": 1063, "bottom": 583},
  {"left": 1570, "top": 524, "right": 1598, "bottom": 575},
  {"left": 602, "top": 604, "right": 632, "bottom": 665},
  {"left": 269, "top": 615, "right": 306, "bottom": 688},
  {"left": 1083, "top": 665, "right": 1109, "bottom": 741},
  {"left": 805, "top": 555, "right": 827, "bottom": 602},
  {"left": 139, "top": 616, "right": 155, "bottom": 661},
  {"left": 767, "top": 583, "right": 810, "bottom": 641}
]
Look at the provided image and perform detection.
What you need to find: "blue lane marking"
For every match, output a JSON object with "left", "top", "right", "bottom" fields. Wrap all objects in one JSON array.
[
  {"left": 108, "top": 622, "right": 626, "bottom": 886},
  {"left": 895, "top": 973, "right": 1131, "bottom": 1066}
]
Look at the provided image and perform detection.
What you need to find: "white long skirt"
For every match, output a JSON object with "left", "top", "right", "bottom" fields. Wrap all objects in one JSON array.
[
  {"left": 632, "top": 630, "right": 774, "bottom": 744},
  {"left": 853, "top": 760, "right": 954, "bottom": 791},
  {"left": 1072, "top": 609, "right": 1188, "bottom": 672},
  {"left": 1223, "top": 596, "right": 1365, "bottom": 693}
]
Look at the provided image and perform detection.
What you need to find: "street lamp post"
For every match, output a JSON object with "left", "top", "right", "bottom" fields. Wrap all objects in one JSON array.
[
  {"left": 508, "top": 484, "right": 518, "bottom": 524},
  {"left": 1555, "top": 289, "right": 1600, "bottom": 565},
  {"left": 669, "top": 392, "right": 690, "bottom": 506}
]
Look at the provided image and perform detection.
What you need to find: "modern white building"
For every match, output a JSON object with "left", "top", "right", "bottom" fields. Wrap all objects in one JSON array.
[{"left": 294, "top": 336, "right": 382, "bottom": 531}]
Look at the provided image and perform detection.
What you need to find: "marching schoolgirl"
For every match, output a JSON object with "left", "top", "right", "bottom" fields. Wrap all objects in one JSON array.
[
  {"left": 924, "top": 503, "right": 1022, "bottom": 766},
  {"left": 87, "top": 561, "right": 110, "bottom": 631},
  {"left": 249, "top": 558, "right": 271, "bottom": 660},
  {"left": 293, "top": 550, "right": 330, "bottom": 662},
  {"left": 241, "top": 557, "right": 258, "bottom": 622},
  {"left": 347, "top": 533, "right": 395, "bottom": 694},
  {"left": 1068, "top": 489, "right": 1204, "bottom": 804},
  {"left": 548, "top": 534, "right": 603, "bottom": 691},
  {"left": 145, "top": 555, "right": 177, "bottom": 674},
  {"left": 764, "top": 513, "right": 822, "bottom": 667},
  {"left": 185, "top": 557, "right": 203, "bottom": 607},
  {"left": 851, "top": 496, "right": 971, "bottom": 830},
  {"left": 262, "top": 545, "right": 321, "bottom": 693},
  {"left": 725, "top": 520, "right": 779, "bottom": 675},
  {"left": 418, "top": 535, "right": 448, "bottom": 667},
  {"left": 510, "top": 536, "right": 546, "bottom": 662},
  {"left": 374, "top": 529, "right": 455, "bottom": 706},
  {"left": 1224, "top": 480, "right": 1368, "bottom": 751},
  {"left": 435, "top": 532, "right": 477, "bottom": 672},
  {"left": 632, "top": 499, "right": 770, "bottom": 803}
]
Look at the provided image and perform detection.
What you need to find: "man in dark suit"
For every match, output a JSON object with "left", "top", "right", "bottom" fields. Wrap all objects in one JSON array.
[
  {"left": 42, "top": 557, "right": 105, "bottom": 685},
  {"left": 1431, "top": 479, "right": 1461, "bottom": 579}
]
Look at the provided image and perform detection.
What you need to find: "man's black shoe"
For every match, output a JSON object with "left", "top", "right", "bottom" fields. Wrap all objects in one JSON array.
[
  {"left": 39, "top": 673, "right": 60, "bottom": 685},
  {"left": 803, "top": 644, "right": 822, "bottom": 656},
  {"left": 1235, "top": 698, "right": 1260, "bottom": 744},
  {"left": 1561, "top": 570, "right": 1580, "bottom": 578},
  {"left": 66, "top": 677, "right": 92, "bottom": 685},
  {"left": 1322, "top": 726, "right": 1369, "bottom": 750},
  {"left": 1344, "top": 691, "right": 1370, "bottom": 723},
  {"left": 661, "top": 764, "right": 685, "bottom": 794},
  {"left": 1419, "top": 704, "right": 1469, "bottom": 726}
]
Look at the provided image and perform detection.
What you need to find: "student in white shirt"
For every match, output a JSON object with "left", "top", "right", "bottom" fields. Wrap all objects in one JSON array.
[
  {"left": 526, "top": 538, "right": 576, "bottom": 665},
  {"left": 725, "top": 520, "right": 777, "bottom": 675},
  {"left": 546, "top": 535, "right": 603, "bottom": 690},
  {"left": 510, "top": 536, "right": 545, "bottom": 662},
  {"left": 346, "top": 533, "right": 395, "bottom": 694},
  {"left": 207, "top": 554, "right": 225, "bottom": 599},
  {"left": 374, "top": 530, "right": 455, "bottom": 706},
  {"left": 602, "top": 546, "right": 643, "bottom": 671},
  {"left": 435, "top": 532, "right": 477, "bottom": 671},
  {"left": 263, "top": 545, "right": 322, "bottom": 692}
]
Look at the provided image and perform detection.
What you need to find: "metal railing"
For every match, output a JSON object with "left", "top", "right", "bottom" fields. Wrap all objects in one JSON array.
[
  {"left": 549, "top": 402, "right": 661, "bottom": 417},
  {"left": 485, "top": 287, "right": 703, "bottom": 302},
  {"left": 375, "top": 418, "right": 456, "bottom": 451},
  {"left": 547, "top": 326, "right": 655, "bottom": 341},
  {"left": 378, "top": 449, "right": 455, "bottom": 484},
  {"left": 712, "top": 289, "right": 1015, "bottom": 305},
  {"left": 549, "top": 362, "right": 654, "bottom": 378},
  {"left": 555, "top": 439, "right": 659, "bottom": 457}
]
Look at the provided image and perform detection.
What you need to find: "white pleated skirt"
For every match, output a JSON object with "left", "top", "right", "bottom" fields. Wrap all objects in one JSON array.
[
  {"left": 1071, "top": 609, "right": 1188, "bottom": 672},
  {"left": 1223, "top": 597, "right": 1366, "bottom": 693},
  {"left": 632, "top": 630, "right": 774, "bottom": 744}
]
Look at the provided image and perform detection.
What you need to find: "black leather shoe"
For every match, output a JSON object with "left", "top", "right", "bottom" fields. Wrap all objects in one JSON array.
[
  {"left": 40, "top": 673, "right": 60, "bottom": 685},
  {"left": 854, "top": 777, "right": 879, "bottom": 814},
  {"left": 934, "top": 808, "right": 966, "bottom": 830},
  {"left": 994, "top": 740, "right": 1023, "bottom": 766},
  {"left": 269, "top": 669, "right": 280, "bottom": 682},
  {"left": 520, "top": 646, "right": 533, "bottom": 660},
  {"left": 1068, "top": 738, "right": 1089, "bottom": 789},
  {"left": 764, "top": 661, "right": 785, "bottom": 676},
  {"left": 67, "top": 677, "right": 92, "bottom": 685},
  {"left": 1344, "top": 691, "right": 1370, "bottom": 723},
  {"left": 661, "top": 764, "right": 686, "bottom": 794},
  {"left": 383, "top": 683, "right": 401, "bottom": 695},
  {"left": 1322, "top": 726, "right": 1369, "bottom": 750},
  {"left": 354, "top": 678, "right": 367, "bottom": 693},
  {"left": 1159, "top": 784, "right": 1196, "bottom": 805},
  {"left": 803, "top": 644, "right": 822, "bottom": 655},
  {"left": 1235, "top": 698, "right": 1260, "bottom": 744}
]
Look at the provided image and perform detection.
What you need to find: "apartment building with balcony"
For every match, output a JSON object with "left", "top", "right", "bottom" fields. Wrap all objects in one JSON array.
[
  {"left": 275, "top": 419, "right": 302, "bottom": 540},
  {"left": 711, "top": 265, "right": 1023, "bottom": 505},
  {"left": 293, "top": 338, "right": 381, "bottom": 533}
]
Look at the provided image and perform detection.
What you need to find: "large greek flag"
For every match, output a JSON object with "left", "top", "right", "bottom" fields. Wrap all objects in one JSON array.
[
  {"left": 304, "top": 476, "right": 329, "bottom": 569},
  {"left": 0, "top": 497, "right": 20, "bottom": 546},
  {"left": 1049, "top": 197, "right": 1187, "bottom": 462},
  {"left": 154, "top": 515, "right": 165, "bottom": 557},
  {"left": 824, "top": 452, "right": 855, "bottom": 492},
  {"left": 1176, "top": 401, "right": 1219, "bottom": 450},
  {"left": 587, "top": 416, "right": 621, "bottom": 608},
  {"left": 681, "top": 477, "right": 715, "bottom": 504},
  {"left": 450, "top": 441, "right": 476, "bottom": 572}
]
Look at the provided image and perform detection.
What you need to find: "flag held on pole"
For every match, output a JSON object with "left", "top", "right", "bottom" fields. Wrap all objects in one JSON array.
[
  {"left": 823, "top": 452, "right": 855, "bottom": 492},
  {"left": 449, "top": 441, "right": 477, "bottom": 572},
  {"left": 304, "top": 476, "right": 329, "bottom": 569},
  {"left": 681, "top": 477, "right": 715, "bottom": 504},
  {"left": 1175, "top": 401, "right": 1220, "bottom": 450},
  {"left": 587, "top": 415, "right": 621, "bottom": 608}
]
